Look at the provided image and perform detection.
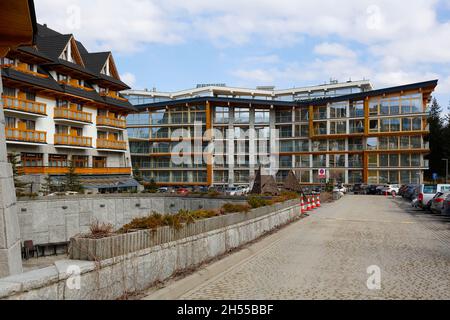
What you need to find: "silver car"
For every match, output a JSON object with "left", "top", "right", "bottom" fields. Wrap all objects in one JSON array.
[
  {"left": 430, "top": 192, "right": 450, "bottom": 214},
  {"left": 443, "top": 194, "right": 450, "bottom": 216}
]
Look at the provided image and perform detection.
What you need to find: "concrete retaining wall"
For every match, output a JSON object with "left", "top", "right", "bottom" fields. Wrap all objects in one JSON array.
[
  {"left": 0, "top": 200, "right": 300, "bottom": 300},
  {"left": 16, "top": 195, "right": 246, "bottom": 246}
]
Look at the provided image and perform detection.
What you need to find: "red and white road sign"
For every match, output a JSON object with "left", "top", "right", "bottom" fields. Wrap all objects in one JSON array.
[{"left": 318, "top": 168, "right": 326, "bottom": 179}]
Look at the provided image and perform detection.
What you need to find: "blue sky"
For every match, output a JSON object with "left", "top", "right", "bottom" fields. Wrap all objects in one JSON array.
[{"left": 36, "top": 0, "right": 450, "bottom": 110}]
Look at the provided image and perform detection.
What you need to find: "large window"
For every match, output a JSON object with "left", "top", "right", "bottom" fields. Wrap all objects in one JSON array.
[
  {"left": 349, "top": 119, "right": 364, "bottom": 133},
  {"left": 330, "top": 121, "right": 346, "bottom": 134},
  {"left": 295, "top": 155, "right": 310, "bottom": 168},
  {"left": 350, "top": 101, "right": 364, "bottom": 118},
  {"left": 127, "top": 128, "right": 149, "bottom": 139},
  {"left": 255, "top": 109, "right": 270, "bottom": 124},
  {"left": 151, "top": 110, "right": 168, "bottom": 125},
  {"left": 329, "top": 154, "right": 345, "bottom": 168},
  {"left": 369, "top": 93, "right": 423, "bottom": 116},
  {"left": 295, "top": 108, "right": 309, "bottom": 122},
  {"left": 275, "top": 110, "right": 292, "bottom": 123},
  {"left": 328, "top": 139, "right": 345, "bottom": 151},
  {"left": 215, "top": 107, "right": 229, "bottom": 124},
  {"left": 314, "top": 106, "right": 327, "bottom": 120},
  {"left": 329, "top": 102, "right": 347, "bottom": 118},
  {"left": 235, "top": 108, "right": 250, "bottom": 124},
  {"left": 294, "top": 124, "right": 309, "bottom": 137}
]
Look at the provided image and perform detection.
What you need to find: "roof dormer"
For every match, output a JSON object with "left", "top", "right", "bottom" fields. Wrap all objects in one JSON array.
[
  {"left": 100, "top": 53, "right": 120, "bottom": 80},
  {"left": 60, "top": 36, "right": 85, "bottom": 67}
]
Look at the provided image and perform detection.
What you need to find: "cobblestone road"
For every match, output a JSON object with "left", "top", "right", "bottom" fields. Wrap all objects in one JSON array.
[{"left": 178, "top": 196, "right": 450, "bottom": 300}]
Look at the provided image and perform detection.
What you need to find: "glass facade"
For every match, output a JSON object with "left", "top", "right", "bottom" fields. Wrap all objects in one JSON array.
[{"left": 125, "top": 85, "right": 431, "bottom": 186}]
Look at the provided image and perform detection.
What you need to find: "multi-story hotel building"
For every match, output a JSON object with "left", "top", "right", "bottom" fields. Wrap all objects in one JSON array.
[
  {"left": 1, "top": 24, "right": 135, "bottom": 192},
  {"left": 124, "top": 80, "right": 436, "bottom": 187},
  {"left": 122, "top": 80, "right": 436, "bottom": 187}
]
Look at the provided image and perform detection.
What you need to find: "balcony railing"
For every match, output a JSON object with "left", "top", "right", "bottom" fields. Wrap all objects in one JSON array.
[
  {"left": 96, "top": 116, "right": 126, "bottom": 129},
  {"left": 2, "top": 96, "right": 47, "bottom": 115},
  {"left": 99, "top": 91, "right": 128, "bottom": 101},
  {"left": 58, "top": 80, "right": 94, "bottom": 92},
  {"left": 1, "top": 64, "right": 48, "bottom": 79},
  {"left": 97, "top": 139, "right": 127, "bottom": 150},
  {"left": 54, "top": 108, "right": 92, "bottom": 123},
  {"left": 54, "top": 134, "right": 92, "bottom": 147},
  {"left": 22, "top": 167, "right": 131, "bottom": 175},
  {"left": 5, "top": 128, "right": 46, "bottom": 143}
]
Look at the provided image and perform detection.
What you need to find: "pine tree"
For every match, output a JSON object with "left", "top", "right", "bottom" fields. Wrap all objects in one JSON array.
[
  {"left": 40, "top": 175, "right": 54, "bottom": 196},
  {"left": 144, "top": 178, "right": 158, "bottom": 193},
  {"left": 425, "top": 98, "right": 445, "bottom": 180},
  {"left": 63, "top": 161, "right": 84, "bottom": 193}
]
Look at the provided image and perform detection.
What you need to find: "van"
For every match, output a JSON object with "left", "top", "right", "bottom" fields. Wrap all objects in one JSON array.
[{"left": 417, "top": 184, "right": 450, "bottom": 210}]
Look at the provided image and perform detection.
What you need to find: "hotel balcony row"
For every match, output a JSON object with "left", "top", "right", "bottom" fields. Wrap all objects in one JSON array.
[
  {"left": 5, "top": 129, "right": 128, "bottom": 151},
  {"left": 2, "top": 96, "right": 127, "bottom": 129},
  {"left": 19, "top": 167, "right": 132, "bottom": 175}
]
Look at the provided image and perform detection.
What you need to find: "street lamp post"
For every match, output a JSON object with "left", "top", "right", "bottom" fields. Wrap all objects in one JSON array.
[{"left": 443, "top": 159, "right": 449, "bottom": 184}]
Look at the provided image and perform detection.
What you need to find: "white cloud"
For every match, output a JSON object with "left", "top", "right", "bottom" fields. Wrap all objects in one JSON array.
[
  {"left": 120, "top": 72, "right": 137, "bottom": 88},
  {"left": 314, "top": 43, "right": 357, "bottom": 59},
  {"left": 34, "top": 0, "right": 450, "bottom": 97}
]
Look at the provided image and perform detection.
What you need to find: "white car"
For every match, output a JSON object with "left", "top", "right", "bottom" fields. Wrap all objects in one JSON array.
[
  {"left": 333, "top": 185, "right": 347, "bottom": 194},
  {"left": 381, "top": 185, "right": 400, "bottom": 196},
  {"left": 238, "top": 185, "right": 250, "bottom": 195},
  {"left": 225, "top": 187, "right": 243, "bottom": 196}
]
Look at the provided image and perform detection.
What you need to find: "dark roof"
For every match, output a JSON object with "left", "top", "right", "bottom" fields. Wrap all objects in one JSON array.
[
  {"left": 83, "top": 52, "right": 110, "bottom": 74},
  {"left": 102, "top": 95, "right": 136, "bottom": 111},
  {"left": 133, "top": 96, "right": 296, "bottom": 110},
  {"left": 35, "top": 34, "right": 72, "bottom": 60},
  {"left": 3, "top": 23, "right": 133, "bottom": 112},
  {"left": 17, "top": 46, "right": 54, "bottom": 62},
  {"left": 1, "top": 68, "right": 63, "bottom": 92},
  {"left": 133, "top": 80, "right": 439, "bottom": 111}
]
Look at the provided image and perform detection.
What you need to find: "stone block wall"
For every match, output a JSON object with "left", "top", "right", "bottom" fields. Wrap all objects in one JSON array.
[
  {"left": 0, "top": 200, "right": 299, "bottom": 300},
  {"left": 16, "top": 195, "right": 246, "bottom": 246}
]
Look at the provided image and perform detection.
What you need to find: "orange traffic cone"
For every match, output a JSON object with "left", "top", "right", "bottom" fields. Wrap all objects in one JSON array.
[
  {"left": 307, "top": 197, "right": 312, "bottom": 211},
  {"left": 311, "top": 195, "right": 316, "bottom": 209},
  {"left": 316, "top": 195, "right": 321, "bottom": 207},
  {"left": 300, "top": 198, "right": 305, "bottom": 214}
]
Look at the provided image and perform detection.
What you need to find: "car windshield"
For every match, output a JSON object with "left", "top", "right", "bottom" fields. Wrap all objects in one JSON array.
[{"left": 423, "top": 185, "right": 437, "bottom": 194}]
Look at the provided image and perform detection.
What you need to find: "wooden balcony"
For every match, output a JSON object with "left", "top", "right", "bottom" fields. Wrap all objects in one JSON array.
[
  {"left": 54, "top": 134, "right": 92, "bottom": 147},
  {"left": 1, "top": 64, "right": 49, "bottom": 79},
  {"left": 2, "top": 95, "right": 47, "bottom": 115},
  {"left": 96, "top": 116, "right": 126, "bottom": 129},
  {"left": 54, "top": 108, "right": 92, "bottom": 123},
  {"left": 21, "top": 167, "right": 132, "bottom": 175},
  {"left": 99, "top": 91, "right": 128, "bottom": 101},
  {"left": 58, "top": 80, "right": 94, "bottom": 92},
  {"left": 5, "top": 128, "right": 46, "bottom": 143},
  {"left": 97, "top": 139, "right": 127, "bottom": 150}
]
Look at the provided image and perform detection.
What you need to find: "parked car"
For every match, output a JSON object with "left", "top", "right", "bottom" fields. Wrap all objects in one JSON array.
[
  {"left": 353, "top": 184, "right": 367, "bottom": 195},
  {"left": 381, "top": 184, "right": 400, "bottom": 196},
  {"left": 443, "top": 194, "right": 450, "bottom": 216},
  {"left": 430, "top": 192, "right": 450, "bottom": 214},
  {"left": 404, "top": 185, "right": 419, "bottom": 200},
  {"left": 398, "top": 185, "right": 409, "bottom": 197},
  {"left": 238, "top": 185, "right": 250, "bottom": 195},
  {"left": 417, "top": 184, "right": 450, "bottom": 210},
  {"left": 158, "top": 187, "right": 169, "bottom": 193},
  {"left": 177, "top": 188, "right": 190, "bottom": 195},
  {"left": 366, "top": 185, "right": 379, "bottom": 195},
  {"left": 225, "top": 187, "right": 243, "bottom": 196},
  {"left": 333, "top": 184, "right": 347, "bottom": 194}
]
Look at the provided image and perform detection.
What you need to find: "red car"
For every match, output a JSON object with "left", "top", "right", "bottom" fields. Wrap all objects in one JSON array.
[{"left": 177, "top": 188, "right": 190, "bottom": 195}]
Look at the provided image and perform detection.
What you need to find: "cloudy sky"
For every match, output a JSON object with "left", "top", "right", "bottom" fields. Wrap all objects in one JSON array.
[{"left": 36, "top": 0, "right": 450, "bottom": 109}]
